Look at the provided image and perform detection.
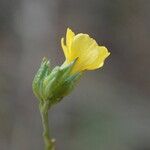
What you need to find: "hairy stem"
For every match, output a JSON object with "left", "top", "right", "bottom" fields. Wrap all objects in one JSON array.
[{"left": 40, "top": 103, "right": 55, "bottom": 150}]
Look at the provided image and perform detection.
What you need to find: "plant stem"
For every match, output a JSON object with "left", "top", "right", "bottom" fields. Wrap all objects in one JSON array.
[{"left": 40, "top": 103, "right": 55, "bottom": 150}]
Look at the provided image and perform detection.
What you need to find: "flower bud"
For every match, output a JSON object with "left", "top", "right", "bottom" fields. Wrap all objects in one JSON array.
[{"left": 32, "top": 58, "right": 81, "bottom": 107}]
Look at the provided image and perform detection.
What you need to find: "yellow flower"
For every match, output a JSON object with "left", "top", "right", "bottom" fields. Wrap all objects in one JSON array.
[{"left": 61, "top": 28, "right": 110, "bottom": 74}]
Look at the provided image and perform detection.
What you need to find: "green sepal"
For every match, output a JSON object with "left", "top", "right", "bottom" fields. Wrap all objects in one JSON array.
[
  {"left": 32, "top": 58, "right": 51, "bottom": 102},
  {"left": 32, "top": 58, "right": 82, "bottom": 108},
  {"left": 54, "top": 72, "right": 82, "bottom": 99}
]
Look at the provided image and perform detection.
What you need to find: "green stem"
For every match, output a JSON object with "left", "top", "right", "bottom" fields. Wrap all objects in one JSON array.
[{"left": 40, "top": 103, "right": 55, "bottom": 150}]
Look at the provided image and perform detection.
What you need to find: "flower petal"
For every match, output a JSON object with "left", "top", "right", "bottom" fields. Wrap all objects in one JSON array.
[
  {"left": 66, "top": 28, "right": 75, "bottom": 50},
  {"left": 70, "top": 33, "right": 98, "bottom": 61},
  {"left": 71, "top": 46, "right": 110, "bottom": 73},
  {"left": 86, "top": 46, "right": 110, "bottom": 70},
  {"left": 61, "top": 38, "right": 69, "bottom": 60}
]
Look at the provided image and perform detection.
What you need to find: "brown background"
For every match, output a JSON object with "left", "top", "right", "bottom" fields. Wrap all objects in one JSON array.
[{"left": 0, "top": 0, "right": 150, "bottom": 150}]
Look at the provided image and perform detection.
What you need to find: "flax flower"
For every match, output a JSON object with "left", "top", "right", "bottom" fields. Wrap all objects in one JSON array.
[
  {"left": 32, "top": 28, "right": 111, "bottom": 150},
  {"left": 61, "top": 28, "right": 110, "bottom": 74}
]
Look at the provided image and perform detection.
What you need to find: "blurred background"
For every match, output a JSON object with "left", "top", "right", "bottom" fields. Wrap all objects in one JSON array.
[{"left": 0, "top": 0, "right": 150, "bottom": 149}]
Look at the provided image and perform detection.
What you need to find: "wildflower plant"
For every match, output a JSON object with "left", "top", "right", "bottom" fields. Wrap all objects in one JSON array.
[{"left": 32, "top": 28, "right": 110, "bottom": 150}]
